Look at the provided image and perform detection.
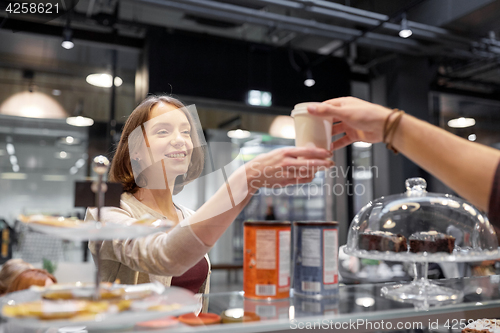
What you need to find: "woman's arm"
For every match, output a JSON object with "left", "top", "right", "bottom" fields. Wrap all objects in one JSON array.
[
  {"left": 87, "top": 207, "right": 211, "bottom": 277},
  {"left": 89, "top": 146, "right": 332, "bottom": 276},
  {"left": 308, "top": 97, "right": 500, "bottom": 211},
  {"left": 188, "top": 146, "right": 333, "bottom": 245}
]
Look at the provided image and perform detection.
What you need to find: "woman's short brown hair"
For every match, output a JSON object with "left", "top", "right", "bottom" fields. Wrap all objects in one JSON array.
[
  {"left": 6, "top": 268, "right": 57, "bottom": 293},
  {"left": 109, "top": 95, "right": 205, "bottom": 195}
]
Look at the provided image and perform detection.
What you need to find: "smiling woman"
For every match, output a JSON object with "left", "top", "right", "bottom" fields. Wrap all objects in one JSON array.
[
  {"left": 111, "top": 96, "right": 205, "bottom": 196},
  {"left": 86, "top": 95, "right": 333, "bottom": 310}
]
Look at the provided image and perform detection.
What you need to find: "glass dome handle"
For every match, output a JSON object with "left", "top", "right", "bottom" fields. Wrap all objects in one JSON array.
[{"left": 405, "top": 177, "right": 427, "bottom": 192}]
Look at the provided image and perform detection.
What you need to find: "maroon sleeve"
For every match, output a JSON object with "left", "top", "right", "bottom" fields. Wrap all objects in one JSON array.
[{"left": 488, "top": 160, "right": 500, "bottom": 226}]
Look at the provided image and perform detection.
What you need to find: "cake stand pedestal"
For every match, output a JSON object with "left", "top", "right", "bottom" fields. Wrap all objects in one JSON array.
[{"left": 381, "top": 262, "right": 463, "bottom": 306}]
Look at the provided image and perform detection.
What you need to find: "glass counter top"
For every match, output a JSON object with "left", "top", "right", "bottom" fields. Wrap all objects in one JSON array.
[
  {"left": 2, "top": 276, "right": 500, "bottom": 333},
  {"left": 192, "top": 276, "right": 500, "bottom": 333}
]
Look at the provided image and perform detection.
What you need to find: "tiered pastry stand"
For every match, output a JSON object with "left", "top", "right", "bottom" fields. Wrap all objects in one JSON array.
[{"left": 0, "top": 156, "right": 199, "bottom": 329}]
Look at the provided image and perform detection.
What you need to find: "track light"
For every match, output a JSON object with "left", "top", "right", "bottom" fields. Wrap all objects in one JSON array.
[
  {"left": 399, "top": 13, "right": 412, "bottom": 38},
  {"left": 304, "top": 69, "right": 315, "bottom": 87},
  {"left": 447, "top": 117, "right": 475, "bottom": 128},
  {"left": 66, "top": 100, "right": 94, "bottom": 127},
  {"left": 86, "top": 73, "right": 123, "bottom": 88},
  {"left": 227, "top": 129, "right": 251, "bottom": 139},
  {"left": 61, "top": 28, "right": 74, "bottom": 49}
]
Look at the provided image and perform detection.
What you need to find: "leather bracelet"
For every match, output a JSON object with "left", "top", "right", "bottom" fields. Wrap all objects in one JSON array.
[{"left": 383, "top": 109, "right": 405, "bottom": 154}]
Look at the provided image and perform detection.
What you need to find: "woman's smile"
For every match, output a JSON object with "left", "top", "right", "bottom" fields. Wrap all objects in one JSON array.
[{"left": 165, "top": 150, "right": 188, "bottom": 160}]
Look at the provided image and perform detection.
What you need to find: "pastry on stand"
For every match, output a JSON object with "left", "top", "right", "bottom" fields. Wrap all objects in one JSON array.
[{"left": 1, "top": 156, "right": 197, "bottom": 330}]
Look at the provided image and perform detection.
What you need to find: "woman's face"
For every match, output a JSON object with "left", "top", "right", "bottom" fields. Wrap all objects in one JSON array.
[{"left": 141, "top": 102, "right": 194, "bottom": 178}]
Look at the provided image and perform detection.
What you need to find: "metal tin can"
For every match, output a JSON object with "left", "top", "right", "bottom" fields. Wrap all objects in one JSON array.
[
  {"left": 292, "top": 221, "right": 339, "bottom": 298},
  {"left": 244, "top": 221, "right": 291, "bottom": 300}
]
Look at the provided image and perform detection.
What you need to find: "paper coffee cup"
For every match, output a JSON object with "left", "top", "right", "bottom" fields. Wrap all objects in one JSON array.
[{"left": 291, "top": 102, "right": 333, "bottom": 150}]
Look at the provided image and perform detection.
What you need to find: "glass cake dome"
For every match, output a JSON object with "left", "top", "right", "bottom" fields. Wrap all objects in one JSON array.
[
  {"left": 344, "top": 177, "right": 499, "bottom": 262},
  {"left": 344, "top": 177, "right": 500, "bottom": 305}
]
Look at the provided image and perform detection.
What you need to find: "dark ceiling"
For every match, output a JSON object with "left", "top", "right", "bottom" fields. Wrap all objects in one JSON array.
[{"left": 1, "top": 0, "right": 500, "bottom": 96}]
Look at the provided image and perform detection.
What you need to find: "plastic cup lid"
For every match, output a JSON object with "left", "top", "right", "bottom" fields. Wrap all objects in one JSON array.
[{"left": 291, "top": 102, "right": 320, "bottom": 117}]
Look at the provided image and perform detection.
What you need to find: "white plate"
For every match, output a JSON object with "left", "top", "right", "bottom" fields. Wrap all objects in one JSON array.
[
  {"left": 343, "top": 247, "right": 500, "bottom": 262},
  {"left": 26, "top": 221, "right": 172, "bottom": 241},
  {"left": 0, "top": 284, "right": 198, "bottom": 329}
]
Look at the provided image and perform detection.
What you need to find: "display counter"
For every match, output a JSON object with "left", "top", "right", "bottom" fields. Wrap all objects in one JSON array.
[
  {"left": 1, "top": 276, "right": 499, "bottom": 332},
  {"left": 193, "top": 276, "right": 500, "bottom": 333}
]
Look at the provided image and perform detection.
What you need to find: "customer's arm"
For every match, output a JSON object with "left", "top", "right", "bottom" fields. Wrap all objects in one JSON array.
[
  {"left": 90, "top": 147, "right": 332, "bottom": 276},
  {"left": 188, "top": 146, "right": 333, "bottom": 245},
  {"left": 308, "top": 97, "right": 500, "bottom": 212}
]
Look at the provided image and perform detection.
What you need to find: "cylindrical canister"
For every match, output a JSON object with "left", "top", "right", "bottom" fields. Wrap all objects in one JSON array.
[
  {"left": 244, "top": 221, "right": 291, "bottom": 300},
  {"left": 292, "top": 221, "right": 339, "bottom": 298}
]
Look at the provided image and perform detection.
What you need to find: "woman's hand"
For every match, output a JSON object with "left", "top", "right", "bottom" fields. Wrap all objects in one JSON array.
[
  {"left": 308, "top": 97, "right": 392, "bottom": 151},
  {"left": 246, "top": 147, "right": 333, "bottom": 190}
]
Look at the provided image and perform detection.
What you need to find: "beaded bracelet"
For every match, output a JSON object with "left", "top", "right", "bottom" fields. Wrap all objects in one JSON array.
[{"left": 383, "top": 109, "right": 405, "bottom": 154}]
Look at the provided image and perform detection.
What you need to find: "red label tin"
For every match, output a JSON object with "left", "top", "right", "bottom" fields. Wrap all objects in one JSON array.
[{"left": 244, "top": 221, "right": 291, "bottom": 300}]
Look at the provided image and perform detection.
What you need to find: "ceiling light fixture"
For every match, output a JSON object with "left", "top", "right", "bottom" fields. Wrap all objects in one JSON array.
[
  {"left": 468, "top": 134, "right": 477, "bottom": 141},
  {"left": 58, "top": 135, "right": 81, "bottom": 145},
  {"left": 61, "top": 27, "right": 74, "bottom": 50},
  {"left": 1, "top": 172, "right": 26, "bottom": 180},
  {"left": 86, "top": 73, "right": 123, "bottom": 88},
  {"left": 227, "top": 129, "right": 251, "bottom": 139},
  {"left": 66, "top": 116, "right": 94, "bottom": 127},
  {"left": 304, "top": 69, "right": 315, "bottom": 87},
  {"left": 447, "top": 117, "right": 475, "bottom": 128},
  {"left": 399, "top": 12, "right": 412, "bottom": 38},
  {"left": 6, "top": 143, "right": 15, "bottom": 155},
  {"left": 0, "top": 91, "right": 67, "bottom": 119},
  {"left": 43, "top": 175, "right": 68, "bottom": 182},
  {"left": 75, "top": 158, "right": 86, "bottom": 168},
  {"left": 66, "top": 100, "right": 94, "bottom": 127},
  {"left": 55, "top": 151, "right": 71, "bottom": 159}
]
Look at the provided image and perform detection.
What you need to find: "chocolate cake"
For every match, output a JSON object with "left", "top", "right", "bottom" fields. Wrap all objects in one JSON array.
[
  {"left": 463, "top": 319, "right": 500, "bottom": 333},
  {"left": 358, "top": 231, "right": 408, "bottom": 252},
  {"left": 408, "top": 231, "right": 455, "bottom": 253}
]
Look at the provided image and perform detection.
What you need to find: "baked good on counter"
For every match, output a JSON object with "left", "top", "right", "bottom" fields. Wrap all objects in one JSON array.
[
  {"left": 408, "top": 231, "right": 455, "bottom": 253},
  {"left": 2, "top": 299, "right": 131, "bottom": 320},
  {"left": 358, "top": 231, "right": 408, "bottom": 252},
  {"left": 18, "top": 213, "right": 169, "bottom": 228},
  {"left": 18, "top": 214, "right": 83, "bottom": 228},
  {"left": 42, "top": 286, "right": 126, "bottom": 301},
  {"left": 40, "top": 282, "right": 156, "bottom": 301},
  {"left": 462, "top": 319, "right": 500, "bottom": 333}
]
